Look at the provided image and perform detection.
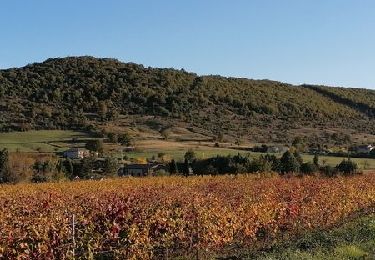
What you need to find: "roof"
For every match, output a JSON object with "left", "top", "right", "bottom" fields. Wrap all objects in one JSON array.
[
  {"left": 357, "top": 145, "right": 373, "bottom": 149},
  {"left": 64, "top": 148, "right": 89, "bottom": 152}
]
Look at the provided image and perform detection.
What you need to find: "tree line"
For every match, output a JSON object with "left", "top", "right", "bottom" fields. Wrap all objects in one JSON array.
[
  {"left": 0, "top": 148, "right": 119, "bottom": 184},
  {"left": 169, "top": 149, "right": 359, "bottom": 177}
]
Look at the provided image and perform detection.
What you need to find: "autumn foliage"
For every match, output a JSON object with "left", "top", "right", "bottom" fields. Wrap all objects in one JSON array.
[{"left": 0, "top": 174, "right": 374, "bottom": 259}]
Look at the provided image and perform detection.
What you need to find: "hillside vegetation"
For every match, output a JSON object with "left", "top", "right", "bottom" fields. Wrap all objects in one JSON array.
[{"left": 1, "top": 56, "right": 374, "bottom": 144}]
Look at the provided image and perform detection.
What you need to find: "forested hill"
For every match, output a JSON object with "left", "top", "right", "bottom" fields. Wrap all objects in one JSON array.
[{"left": 0, "top": 56, "right": 374, "bottom": 143}]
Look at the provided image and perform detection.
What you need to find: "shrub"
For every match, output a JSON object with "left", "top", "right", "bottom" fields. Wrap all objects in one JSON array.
[
  {"left": 320, "top": 165, "right": 338, "bottom": 177},
  {"left": 336, "top": 159, "right": 358, "bottom": 176},
  {"left": 248, "top": 157, "right": 272, "bottom": 173},
  {"left": 300, "top": 162, "right": 318, "bottom": 175},
  {"left": 86, "top": 139, "right": 104, "bottom": 153},
  {"left": 279, "top": 151, "right": 301, "bottom": 174}
]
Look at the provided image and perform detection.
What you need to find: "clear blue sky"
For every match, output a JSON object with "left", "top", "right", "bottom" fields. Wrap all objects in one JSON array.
[{"left": 1, "top": 0, "right": 375, "bottom": 89}]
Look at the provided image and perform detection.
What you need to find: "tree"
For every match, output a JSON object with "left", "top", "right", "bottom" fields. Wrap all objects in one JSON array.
[
  {"left": 63, "top": 158, "right": 74, "bottom": 179},
  {"left": 248, "top": 156, "right": 272, "bottom": 173},
  {"left": 32, "top": 160, "right": 56, "bottom": 183},
  {"left": 183, "top": 158, "right": 190, "bottom": 177},
  {"left": 336, "top": 159, "right": 358, "bottom": 176},
  {"left": 80, "top": 157, "right": 96, "bottom": 178},
  {"left": 279, "top": 151, "right": 300, "bottom": 174},
  {"left": 184, "top": 149, "right": 196, "bottom": 163},
  {"left": 118, "top": 133, "right": 132, "bottom": 146},
  {"left": 300, "top": 162, "right": 318, "bottom": 175},
  {"left": 86, "top": 139, "right": 104, "bottom": 153},
  {"left": 103, "top": 157, "right": 118, "bottom": 176},
  {"left": 320, "top": 165, "right": 337, "bottom": 177},
  {"left": 0, "top": 149, "right": 10, "bottom": 183},
  {"left": 313, "top": 154, "right": 319, "bottom": 166},
  {"left": 169, "top": 159, "right": 178, "bottom": 175}
]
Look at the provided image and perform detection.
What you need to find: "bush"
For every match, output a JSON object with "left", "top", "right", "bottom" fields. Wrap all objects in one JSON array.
[
  {"left": 153, "top": 169, "right": 169, "bottom": 177},
  {"left": 336, "top": 159, "right": 358, "bottom": 176},
  {"left": 300, "top": 162, "right": 318, "bottom": 175},
  {"left": 248, "top": 157, "right": 272, "bottom": 173},
  {"left": 184, "top": 149, "right": 196, "bottom": 163},
  {"left": 279, "top": 151, "right": 301, "bottom": 174},
  {"left": 118, "top": 133, "right": 132, "bottom": 146},
  {"left": 320, "top": 165, "right": 338, "bottom": 177},
  {"left": 103, "top": 157, "right": 118, "bottom": 176},
  {"left": 31, "top": 174, "right": 49, "bottom": 183},
  {"left": 86, "top": 139, "right": 104, "bottom": 153}
]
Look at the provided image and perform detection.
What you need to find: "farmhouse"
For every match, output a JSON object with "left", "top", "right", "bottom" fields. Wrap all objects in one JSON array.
[
  {"left": 353, "top": 144, "right": 374, "bottom": 154},
  {"left": 118, "top": 163, "right": 166, "bottom": 177},
  {"left": 63, "top": 148, "right": 90, "bottom": 159},
  {"left": 266, "top": 145, "right": 289, "bottom": 153}
]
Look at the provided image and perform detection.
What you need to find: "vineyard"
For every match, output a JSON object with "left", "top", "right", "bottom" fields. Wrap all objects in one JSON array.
[{"left": 0, "top": 174, "right": 375, "bottom": 259}]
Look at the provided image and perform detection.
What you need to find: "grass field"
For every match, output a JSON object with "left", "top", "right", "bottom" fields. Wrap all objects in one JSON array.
[
  {"left": 302, "top": 154, "right": 375, "bottom": 170},
  {"left": 0, "top": 130, "right": 90, "bottom": 152},
  {"left": 122, "top": 147, "right": 249, "bottom": 161},
  {"left": 2, "top": 130, "right": 375, "bottom": 169},
  {"left": 252, "top": 214, "right": 375, "bottom": 259}
]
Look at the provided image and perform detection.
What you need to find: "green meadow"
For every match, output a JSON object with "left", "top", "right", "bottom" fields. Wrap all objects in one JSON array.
[
  {"left": 0, "top": 130, "right": 90, "bottom": 152},
  {"left": 1, "top": 130, "right": 375, "bottom": 169}
]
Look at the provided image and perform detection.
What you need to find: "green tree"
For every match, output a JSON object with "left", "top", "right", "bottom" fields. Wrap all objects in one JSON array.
[
  {"left": 248, "top": 156, "right": 272, "bottom": 173},
  {"left": 320, "top": 165, "right": 337, "bottom": 177},
  {"left": 0, "top": 149, "right": 10, "bottom": 183},
  {"left": 32, "top": 160, "right": 55, "bottom": 183},
  {"left": 80, "top": 157, "right": 96, "bottom": 178},
  {"left": 184, "top": 149, "right": 196, "bottom": 163},
  {"left": 336, "top": 159, "right": 358, "bottom": 176},
  {"left": 280, "top": 151, "right": 300, "bottom": 174},
  {"left": 169, "top": 159, "right": 178, "bottom": 175},
  {"left": 118, "top": 133, "right": 132, "bottom": 146},
  {"left": 300, "top": 162, "right": 318, "bottom": 175},
  {"left": 183, "top": 158, "right": 190, "bottom": 177},
  {"left": 63, "top": 158, "right": 74, "bottom": 179},
  {"left": 313, "top": 154, "right": 319, "bottom": 166},
  {"left": 86, "top": 139, "right": 104, "bottom": 153},
  {"left": 103, "top": 157, "right": 118, "bottom": 176}
]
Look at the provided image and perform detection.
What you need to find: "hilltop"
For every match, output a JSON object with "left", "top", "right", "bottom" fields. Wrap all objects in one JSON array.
[{"left": 0, "top": 56, "right": 374, "bottom": 146}]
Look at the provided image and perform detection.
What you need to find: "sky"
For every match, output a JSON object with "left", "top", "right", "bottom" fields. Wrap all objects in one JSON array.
[{"left": 1, "top": 0, "right": 375, "bottom": 89}]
